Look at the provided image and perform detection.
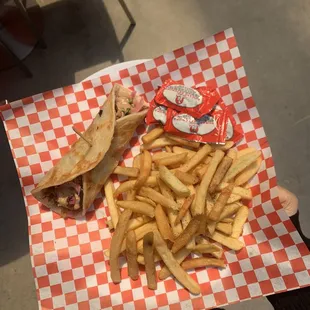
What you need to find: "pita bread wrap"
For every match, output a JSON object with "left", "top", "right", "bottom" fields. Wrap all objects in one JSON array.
[{"left": 32, "top": 84, "right": 148, "bottom": 218}]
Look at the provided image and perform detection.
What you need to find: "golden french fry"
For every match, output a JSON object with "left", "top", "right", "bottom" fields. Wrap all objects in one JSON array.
[
  {"left": 141, "top": 136, "right": 178, "bottom": 150},
  {"left": 136, "top": 195, "right": 156, "bottom": 207},
  {"left": 136, "top": 239, "right": 143, "bottom": 254},
  {"left": 172, "top": 146, "right": 196, "bottom": 159},
  {"left": 181, "top": 257, "right": 225, "bottom": 270},
  {"left": 155, "top": 204, "right": 174, "bottom": 242},
  {"left": 127, "top": 216, "right": 152, "bottom": 231},
  {"left": 110, "top": 209, "right": 132, "bottom": 283},
  {"left": 178, "top": 144, "right": 212, "bottom": 173},
  {"left": 113, "top": 166, "right": 139, "bottom": 178},
  {"left": 209, "top": 156, "right": 233, "bottom": 194},
  {"left": 104, "top": 179, "right": 119, "bottom": 229},
  {"left": 152, "top": 152, "right": 173, "bottom": 161},
  {"left": 137, "top": 253, "right": 162, "bottom": 265},
  {"left": 153, "top": 230, "right": 200, "bottom": 295},
  {"left": 193, "top": 243, "right": 221, "bottom": 254},
  {"left": 221, "top": 218, "right": 234, "bottom": 223},
  {"left": 155, "top": 152, "right": 187, "bottom": 167},
  {"left": 175, "top": 194, "right": 195, "bottom": 225},
  {"left": 212, "top": 141, "right": 234, "bottom": 151},
  {"left": 139, "top": 187, "right": 180, "bottom": 210},
  {"left": 166, "top": 134, "right": 200, "bottom": 149},
  {"left": 216, "top": 222, "right": 232, "bottom": 235},
  {"left": 227, "top": 193, "right": 242, "bottom": 204},
  {"left": 126, "top": 190, "right": 136, "bottom": 200},
  {"left": 193, "top": 163, "right": 208, "bottom": 180},
  {"left": 219, "top": 202, "right": 241, "bottom": 221},
  {"left": 235, "top": 156, "right": 262, "bottom": 186},
  {"left": 193, "top": 150, "right": 225, "bottom": 215},
  {"left": 157, "top": 178, "right": 183, "bottom": 238},
  {"left": 224, "top": 151, "right": 261, "bottom": 182},
  {"left": 227, "top": 149, "right": 237, "bottom": 160},
  {"left": 195, "top": 236, "right": 223, "bottom": 259},
  {"left": 205, "top": 193, "right": 214, "bottom": 215},
  {"left": 142, "top": 127, "right": 164, "bottom": 144},
  {"left": 217, "top": 183, "right": 252, "bottom": 200},
  {"left": 114, "top": 177, "right": 157, "bottom": 197},
  {"left": 133, "top": 153, "right": 142, "bottom": 169},
  {"left": 237, "top": 147, "right": 257, "bottom": 158},
  {"left": 116, "top": 201, "right": 155, "bottom": 218},
  {"left": 143, "top": 232, "right": 157, "bottom": 290},
  {"left": 165, "top": 145, "right": 172, "bottom": 152},
  {"left": 126, "top": 230, "right": 139, "bottom": 280},
  {"left": 207, "top": 221, "right": 216, "bottom": 235},
  {"left": 231, "top": 205, "right": 249, "bottom": 238},
  {"left": 174, "top": 170, "right": 199, "bottom": 185},
  {"left": 159, "top": 165, "right": 190, "bottom": 197},
  {"left": 158, "top": 247, "right": 191, "bottom": 280},
  {"left": 178, "top": 202, "right": 196, "bottom": 250},
  {"left": 209, "top": 231, "right": 244, "bottom": 251},
  {"left": 208, "top": 184, "right": 234, "bottom": 222},
  {"left": 106, "top": 219, "right": 114, "bottom": 231},
  {"left": 134, "top": 150, "right": 152, "bottom": 190},
  {"left": 171, "top": 216, "right": 201, "bottom": 253}
]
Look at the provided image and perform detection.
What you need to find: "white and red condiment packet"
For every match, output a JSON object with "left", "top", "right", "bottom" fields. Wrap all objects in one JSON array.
[{"left": 1, "top": 28, "right": 310, "bottom": 310}]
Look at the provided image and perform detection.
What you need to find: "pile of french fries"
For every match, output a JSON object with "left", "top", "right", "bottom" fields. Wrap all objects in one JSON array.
[{"left": 104, "top": 127, "right": 262, "bottom": 295}]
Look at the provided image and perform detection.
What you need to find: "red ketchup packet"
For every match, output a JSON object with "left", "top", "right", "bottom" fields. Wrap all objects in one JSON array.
[
  {"left": 163, "top": 108, "right": 228, "bottom": 144},
  {"left": 215, "top": 101, "right": 243, "bottom": 143},
  {"left": 145, "top": 99, "right": 168, "bottom": 125},
  {"left": 154, "top": 79, "right": 220, "bottom": 118}
]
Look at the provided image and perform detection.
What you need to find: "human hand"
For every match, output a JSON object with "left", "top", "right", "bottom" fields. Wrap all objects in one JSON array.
[{"left": 278, "top": 185, "right": 298, "bottom": 217}]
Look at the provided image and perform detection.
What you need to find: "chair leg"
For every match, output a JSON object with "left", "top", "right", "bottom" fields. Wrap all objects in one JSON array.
[
  {"left": 13, "top": 0, "right": 47, "bottom": 48},
  {"left": 118, "top": 0, "right": 136, "bottom": 25},
  {"left": 0, "top": 39, "right": 32, "bottom": 77}
]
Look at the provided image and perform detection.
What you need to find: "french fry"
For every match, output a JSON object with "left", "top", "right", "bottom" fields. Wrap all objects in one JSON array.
[
  {"left": 126, "top": 230, "right": 139, "bottom": 280},
  {"left": 217, "top": 183, "right": 252, "bottom": 200},
  {"left": 181, "top": 257, "right": 225, "bottom": 270},
  {"left": 219, "top": 202, "right": 241, "bottom": 221},
  {"left": 143, "top": 232, "right": 157, "bottom": 290},
  {"left": 224, "top": 151, "right": 261, "bottom": 182},
  {"left": 155, "top": 204, "right": 174, "bottom": 242},
  {"left": 216, "top": 222, "right": 233, "bottom": 235},
  {"left": 171, "top": 216, "right": 201, "bottom": 253},
  {"left": 133, "top": 153, "right": 142, "bottom": 169},
  {"left": 166, "top": 134, "right": 200, "bottom": 149},
  {"left": 157, "top": 178, "right": 183, "bottom": 238},
  {"left": 205, "top": 193, "right": 214, "bottom": 215},
  {"left": 227, "top": 193, "right": 242, "bottom": 204},
  {"left": 117, "top": 201, "right": 155, "bottom": 218},
  {"left": 195, "top": 236, "right": 223, "bottom": 259},
  {"left": 114, "top": 177, "right": 157, "bottom": 197},
  {"left": 192, "top": 163, "right": 208, "bottom": 180},
  {"left": 231, "top": 205, "right": 249, "bottom": 238},
  {"left": 139, "top": 187, "right": 180, "bottom": 210},
  {"left": 206, "top": 221, "right": 216, "bottom": 235},
  {"left": 172, "top": 146, "right": 196, "bottom": 159},
  {"left": 174, "top": 170, "right": 199, "bottom": 185},
  {"left": 137, "top": 253, "right": 162, "bottom": 265},
  {"left": 178, "top": 202, "right": 196, "bottom": 250},
  {"left": 221, "top": 218, "right": 234, "bottom": 223},
  {"left": 165, "top": 146, "right": 172, "bottom": 152},
  {"left": 193, "top": 243, "right": 221, "bottom": 254},
  {"left": 227, "top": 149, "right": 237, "bottom": 160},
  {"left": 127, "top": 216, "right": 152, "bottom": 231},
  {"left": 106, "top": 219, "right": 114, "bottom": 231},
  {"left": 134, "top": 150, "right": 152, "bottom": 190},
  {"left": 208, "top": 184, "right": 234, "bottom": 222},
  {"left": 159, "top": 165, "right": 190, "bottom": 197},
  {"left": 175, "top": 194, "right": 195, "bottom": 225},
  {"left": 104, "top": 179, "right": 119, "bottom": 229},
  {"left": 158, "top": 247, "right": 191, "bottom": 280},
  {"left": 141, "top": 136, "right": 178, "bottom": 150},
  {"left": 209, "top": 231, "right": 244, "bottom": 251},
  {"left": 110, "top": 209, "right": 132, "bottom": 283},
  {"left": 155, "top": 152, "right": 187, "bottom": 167},
  {"left": 193, "top": 150, "right": 225, "bottom": 215},
  {"left": 211, "top": 141, "right": 234, "bottom": 151},
  {"left": 113, "top": 166, "right": 139, "bottom": 178},
  {"left": 152, "top": 152, "right": 173, "bottom": 162},
  {"left": 142, "top": 127, "right": 164, "bottom": 144},
  {"left": 153, "top": 231, "right": 200, "bottom": 295},
  {"left": 126, "top": 189, "right": 136, "bottom": 200},
  {"left": 237, "top": 147, "right": 257, "bottom": 158},
  {"left": 235, "top": 156, "right": 262, "bottom": 186},
  {"left": 178, "top": 144, "right": 212, "bottom": 173},
  {"left": 136, "top": 195, "right": 156, "bottom": 207},
  {"left": 209, "top": 156, "right": 233, "bottom": 194}
]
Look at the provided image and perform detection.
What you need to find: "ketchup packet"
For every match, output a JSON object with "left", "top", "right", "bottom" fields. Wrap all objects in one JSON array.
[
  {"left": 145, "top": 99, "right": 167, "bottom": 125},
  {"left": 215, "top": 101, "right": 243, "bottom": 143},
  {"left": 154, "top": 79, "right": 220, "bottom": 118}
]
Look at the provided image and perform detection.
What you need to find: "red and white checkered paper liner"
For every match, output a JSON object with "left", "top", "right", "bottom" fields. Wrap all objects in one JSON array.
[{"left": 1, "top": 28, "right": 310, "bottom": 310}]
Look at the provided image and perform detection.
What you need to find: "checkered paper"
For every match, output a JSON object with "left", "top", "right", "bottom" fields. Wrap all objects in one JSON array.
[{"left": 1, "top": 28, "right": 310, "bottom": 310}]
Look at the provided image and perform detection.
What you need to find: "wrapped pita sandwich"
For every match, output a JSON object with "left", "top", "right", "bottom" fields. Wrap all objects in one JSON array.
[{"left": 32, "top": 84, "right": 148, "bottom": 218}]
